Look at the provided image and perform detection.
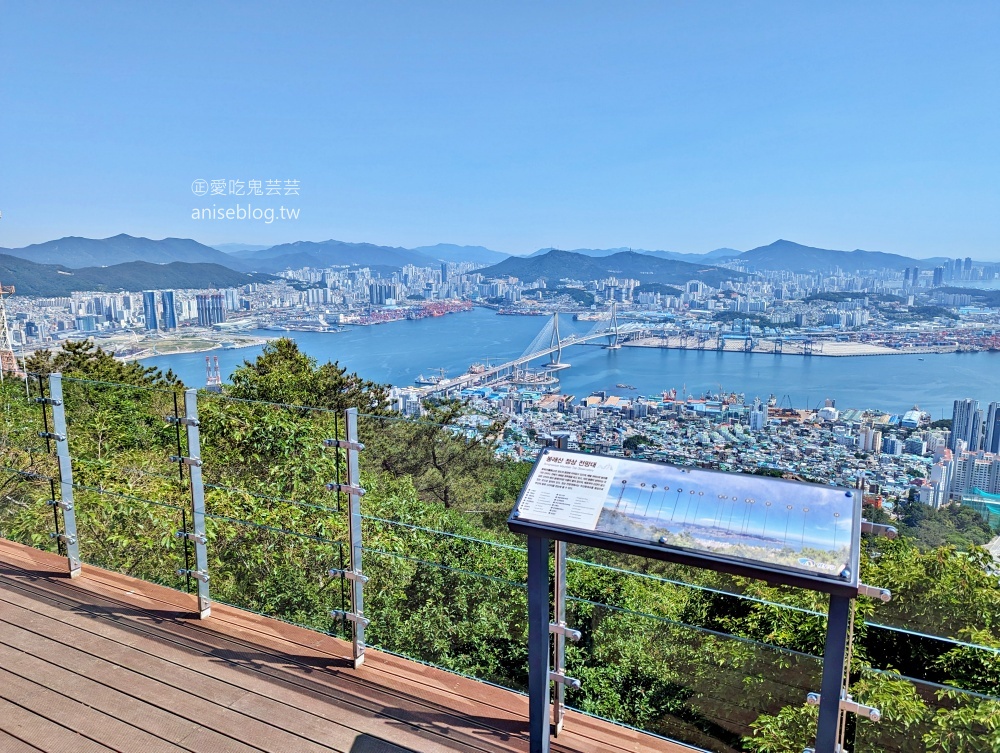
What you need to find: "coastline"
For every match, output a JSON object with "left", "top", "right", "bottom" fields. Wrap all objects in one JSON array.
[
  {"left": 130, "top": 337, "right": 273, "bottom": 362},
  {"left": 622, "top": 337, "right": 965, "bottom": 357}
]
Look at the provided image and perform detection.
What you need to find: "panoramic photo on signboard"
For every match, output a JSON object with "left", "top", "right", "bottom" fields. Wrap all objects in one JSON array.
[{"left": 515, "top": 449, "right": 858, "bottom": 579}]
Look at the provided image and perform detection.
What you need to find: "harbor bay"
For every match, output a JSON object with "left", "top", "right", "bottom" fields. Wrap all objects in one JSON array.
[{"left": 142, "top": 306, "right": 999, "bottom": 419}]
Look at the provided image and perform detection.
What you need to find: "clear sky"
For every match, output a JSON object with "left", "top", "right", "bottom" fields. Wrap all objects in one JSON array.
[{"left": 1, "top": 2, "right": 997, "bottom": 258}]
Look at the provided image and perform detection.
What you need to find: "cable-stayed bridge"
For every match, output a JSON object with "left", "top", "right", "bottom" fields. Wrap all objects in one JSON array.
[
  {"left": 415, "top": 306, "right": 650, "bottom": 397},
  {"left": 414, "top": 306, "right": 828, "bottom": 397}
]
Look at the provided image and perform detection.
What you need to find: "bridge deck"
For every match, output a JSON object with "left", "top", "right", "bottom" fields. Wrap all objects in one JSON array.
[{"left": 0, "top": 539, "right": 690, "bottom": 753}]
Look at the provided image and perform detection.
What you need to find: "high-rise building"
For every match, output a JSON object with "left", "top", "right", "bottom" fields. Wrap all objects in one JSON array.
[
  {"left": 142, "top": 291, "right": 158, "bottom": 331},
  {"left": 196, "top": 293, "right": 227, "bottom": 327},
  {"left": 984, "top": 402, "right": 1000, "bottom": 454},
  {"left": 749, "top": 398, "right": 768, "bottom": 432},
  {"left": 440, "top": 262, "right": 448, "bottom": 283},
  {"left": 932, "top": 267, "right": 945, "bottom": 286},
  {"left": 211, "top": 293, "right": 226, "bottom": 324},
  {"left": 196, "top": 295, "right": 210, "bottom": 327},
  {"left": 368, "top": 283, "right": 399, "bottom": 305},
  {"left": 951, "top": 451, "right": 1000, "bottom": 498},
  {"left": 160, "top": 290, "right": 177, "bottom": 331},
  {"left": 882, "top": 436, "right": 903, "bottom": 456},
  {"left": 951, "top": 399, "right": 983, "bottom": 451}
]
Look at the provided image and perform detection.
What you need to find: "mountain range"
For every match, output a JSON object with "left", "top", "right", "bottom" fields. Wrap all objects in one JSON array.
[
  {"left": 0, "top": 253, "right": 265, "bottom": 297},
  {"left": 0, "top": 234, "right": 983, "bottom": 296},
  {"left": 527, "top": 246, "right": 742, "bottom": 263},
  {"left": 0, "top": 234, "right": 252, "bottom": 270},
  {"left": 228, "top": 240, "right": 434, "bottom": 273},
  {"left": 478, "top": 250, "right": 739, "bottom": 287},
  {"left": 0, "top": 235, "right": 510, "bottom": 273},
  {"left": 735, "top": 240, "right": 957, "bottom": 273}
]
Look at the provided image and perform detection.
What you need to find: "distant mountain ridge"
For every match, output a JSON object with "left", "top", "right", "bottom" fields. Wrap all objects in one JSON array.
[
  {"left": 231, "top": 239, "right": 438, "bottom": 272},
  {"left": 736, "top": 240, "right": 957, "bottom": 273},
  {"left": 0, "top": 234, "right": 253, "bottom": 271},
  {"left": 1, "top": 234, "right": 978, "bottom": 278},
  {"left": 212, "top": 243, "right": 272, "bottom": 254},
  {"left": 0, "top": 253, "right": 265, "bottom": 296},
  {"left": 0, "top": 235, "right": 510, "bottom": 273},
  {"left": 478, "top": 249, "right": 739, "bottom": 287},
  {"left": 526, "top": 246, "right": 740, "bottom": 263},
  {"left": 410, "top": 244, "right": 509, "bottom": 265}
]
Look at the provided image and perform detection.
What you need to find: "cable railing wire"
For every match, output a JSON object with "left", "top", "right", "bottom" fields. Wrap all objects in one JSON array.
[
  {"left": 60, "top": 375, "right": 181, "bottom": 394},
  {"left": 362, "top": 546, "right": 528, "bottom": 589},
  {"left": 69, "top": 482, "right": 187, "bottom": 512},
  {"left": 204, "top": 511, "right": 342, "bottom": 545},
  {"left": 360, "top": 514, "right": 525, "bottom": 551},
  {"left": 567, "top": 595, "right": 824, "bottom": 662},
  {"left": 201, "top": 391, "right": 341, "bottom": 415}
]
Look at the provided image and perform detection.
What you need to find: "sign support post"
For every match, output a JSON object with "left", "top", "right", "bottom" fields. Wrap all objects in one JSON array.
[
  {"left": 527, "top": 534, "right": 551, "bottom": 753},
  {"left": 510, "top": 447, "right": 890, "bottom": 753}
]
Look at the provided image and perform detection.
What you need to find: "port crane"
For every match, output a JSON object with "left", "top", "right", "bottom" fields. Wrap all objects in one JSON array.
[{"left": 0, "top": 280, "right": 25, "bottom": 379}]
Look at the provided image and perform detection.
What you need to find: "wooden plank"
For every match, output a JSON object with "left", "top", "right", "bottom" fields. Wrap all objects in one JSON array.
[
  {"left": 0, "top": 697, "right": 112, "bottom": 753},
  {"left": 0, "top": 727, "right": 46, "bottom": 753},
  {"left": 0, "top": 615, "right": 424, "bottom": 753},
  {"left": 0, "top": 586, "right": 502, "bottom": 753},
  {"left": 0, "top": 540, "right": 67, "bottom": 573},
  {"left": 0, "top": 631, "right": 264, "bottom": 753},
  {"left": 1, "top": 550, "right": 690, "bottom": 753},
  {"left": 0, "top": 571, "right": 525, "bottom": 749},
  {"left": 0, "top": 540, "right": 692, "bottom": 753},
  {"left": 0, "top": 667, "right": 185, "bottom": 753},
  {"left": 69, "top": 565, "right": 537, "bottom": 726}
]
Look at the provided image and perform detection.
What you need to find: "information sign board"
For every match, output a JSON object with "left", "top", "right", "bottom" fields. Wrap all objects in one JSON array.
[{"left": 509, "top": 448, "right": 861, "bottom": 595}]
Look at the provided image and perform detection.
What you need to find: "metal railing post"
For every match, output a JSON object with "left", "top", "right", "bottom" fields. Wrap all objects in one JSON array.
[
  {"left": 325, "top": 407, "right": 368, "bottom": 668},
  {"left": 549, "top": 540, "right": 581, "bottom": 736},
  {"left": 552, "top": 541, "right": 567, "bottom": 734},
  {"left": 175, "top": 389, "right": 210, "bottom": 618},
  {"left": 528, "top": 535, "right": 552, "bottom": 753},
  {"left": 46, "top": 374, "right": 80, "bottom": 578},
  {"left": 345, "top": 408, "right": 366, "bottom": 667}
]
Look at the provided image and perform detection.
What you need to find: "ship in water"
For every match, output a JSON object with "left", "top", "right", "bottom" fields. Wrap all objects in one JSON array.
[
  {"left": 508, "top": 366, "right": 561, "bottom": 393},
  {"left": 415, "top": 367, "right": 448, "bottom": 385},
  {"left": 616, "top": 383, "right": 637, "bottom": 390}
]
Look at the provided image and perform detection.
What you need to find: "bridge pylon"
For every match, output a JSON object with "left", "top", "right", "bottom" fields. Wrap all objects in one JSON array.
[
  {"left": 549, "top": 312, "right": 562, "bottom": 365},
  {"left": 607, "top": 302, "right": 620, "bottom": 348}
]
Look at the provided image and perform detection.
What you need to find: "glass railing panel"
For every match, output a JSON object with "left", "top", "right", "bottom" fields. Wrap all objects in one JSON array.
[
  {"left": 0, "top": 374, "right": 68, "bottom": 553},
  {"left": 203, "top": 512, "right": 346, "bottom": 633},
  {"left": 70, "top": 485, "right": 189, "bottom": 591},
  {"left": 356, "top": 413, "right": 530, "bottom": 687},
  {"left": 62, "top": 376, "right": 184, "bottom": 473},
  {"left": 58, "top": 377, "right": 190, "bottom": 588},
  {"left": 564, "top": 599, "right": 823, "bottom": 752},
  {"left": 363, "top": 546, "right": 528, "bottom": 689},
  {"left": 852, "top": 668, "right": 1000, "bottom": 753},
  {"left": 197, "top": 393, "right": 347, "bottom": 633}
]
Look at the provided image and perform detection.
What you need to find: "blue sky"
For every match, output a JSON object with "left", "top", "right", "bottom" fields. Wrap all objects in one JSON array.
[{"left": 1, "top": 2, "right": 997, "bottom": 257}]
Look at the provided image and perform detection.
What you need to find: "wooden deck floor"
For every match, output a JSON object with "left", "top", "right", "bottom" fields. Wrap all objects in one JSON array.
[{"left": 0, "top": 539, "right": 691, "bottom": 753}]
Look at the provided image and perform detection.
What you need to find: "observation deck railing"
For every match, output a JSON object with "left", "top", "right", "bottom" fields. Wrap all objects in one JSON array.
[{"left": 1, "top": 373, "right": 998, "bottom": 752}]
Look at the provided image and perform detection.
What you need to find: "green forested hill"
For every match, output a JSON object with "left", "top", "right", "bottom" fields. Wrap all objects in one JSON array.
[
  {"left": 0, "top": 254, "right": 266, "bottom": 295},
  {"left": 479, "top": 249, "right": 739, "bottom": 287}
]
